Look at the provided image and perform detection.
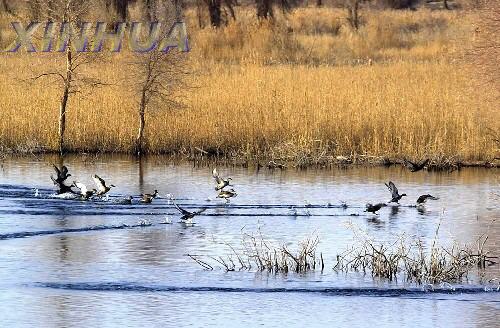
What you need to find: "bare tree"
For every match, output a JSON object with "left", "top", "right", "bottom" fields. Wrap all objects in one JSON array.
[
  {"left": 128, "top": 51, "right": 189, "bottom": 155},
  {"left": 204, "top": 0, "right": 222, "bottom": 27},
  {"left": 28, "top": 0, "right": 106, "bottom": 154},
  {"left": 256, "top": 0, "right": 273, "bottom": 19},
  {"left": 346, "top": 0, "right": 361, "bottom": 30},
  {"left": 198, "top": 0, "right": 236, "bottom": 28},
  {"left": 255, "top": 0, "right": 299, "bottom": 20},
  {"left": 110, "top": 0, "right": 129, "bottom": 20}
]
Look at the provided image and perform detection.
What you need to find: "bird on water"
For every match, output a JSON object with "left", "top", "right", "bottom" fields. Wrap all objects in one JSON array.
[
  {"left": 73, "top": 181, "right": 96, "bottom": 200},
  {"left": 141, "top": 190, "right": 159, "bottom": 203},
  {"left": 416, "top": 194, "right": 439, "bottom": 205},
  {"left": 217, "top": 189, "right": 237, "bottom": 203},
  {"left": 171, "top": 198, "right": 207, "bottom": 223},
  {"left": 365, "top": 203, "right": 387, "bottom": 215}
]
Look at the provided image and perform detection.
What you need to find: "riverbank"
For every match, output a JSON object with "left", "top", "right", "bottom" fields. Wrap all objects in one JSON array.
[
  {"left": 0, "top": 8, "right": 498, "bottom": 164},
  {"left": 1, "top": 151, "right": 498, "bottom": 171}
]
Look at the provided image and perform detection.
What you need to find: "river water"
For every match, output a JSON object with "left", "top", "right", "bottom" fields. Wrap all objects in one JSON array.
[{"left": 0, "top": 155, "right": 498, "bottom": 327}]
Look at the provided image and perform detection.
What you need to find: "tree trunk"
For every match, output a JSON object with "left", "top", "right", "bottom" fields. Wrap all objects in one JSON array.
[
  {"left": 347, "top": 0, "right": 359, "bottom": 30},
  {"left": 136, "top": 90, "right": 147, "bottom": 155},
  {"left": 443, "top": 0, "right": 450, "bottom": 10},
  {"left": 145, "top": 0, "right": 157, "bottom": 21},
  {"left": 196, "top": 0, "right": 204, "bottom": 28},
  {"left": 256, "top": 0, "right": 273, "bottom": 19},
  {"left": 114, "top": 0, "right": 128, "bottom": 21},
  {"left": 316, "top": 0, "right": 322, "bottom": 7},
  {"left": 207, "top": 0, "right": 222, "bottom": 27},
  {"left": 58, "top": 47, "right": 72, "bottom": 154},
  {"left": 225, "top": 0, "right": 236, "bottom": 21}
]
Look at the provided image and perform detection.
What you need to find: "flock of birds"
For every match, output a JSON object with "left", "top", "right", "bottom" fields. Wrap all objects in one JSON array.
[
  {"left": 49, "top": 165, "right": 238, "bottom": 223},
  {"left": 47, "top": 158, "right": 438, "bottom": 223}
]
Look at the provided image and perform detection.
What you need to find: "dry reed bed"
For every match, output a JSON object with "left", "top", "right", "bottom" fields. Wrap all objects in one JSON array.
[
  {"left": 188, "top": 231, "right": 324, "bottom": 273},
  {"left": 0, "top": 7, "right": 497, "bottom": 164},
  {"left": 334, "top": 231, "right": 497, "bottom": 284},
  {"left": 1, "top": 59, "right": 495, "bottom": 162},
  {"left": 190, "top": 7, "right": 461, "bottom": 65},
  {"left": 188, "top": 227, "right": 498, "bottom": 285}
]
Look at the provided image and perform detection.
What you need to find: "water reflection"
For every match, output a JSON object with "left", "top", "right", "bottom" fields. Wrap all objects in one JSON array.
[{"left": 0, "top": 154, "right": 498, "bottom": 327}]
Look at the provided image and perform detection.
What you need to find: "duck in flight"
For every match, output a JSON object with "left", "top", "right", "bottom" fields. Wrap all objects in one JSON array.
[
  {"left": 212, "top": 168, "right": 232, "bottom": 191},
  {"left": 171, "top": 199, "right": 207, "bottom": 223},
  {"left": 140, "top": 190, "right": 159, "bottom": 203},
  {"left": 51, "top": 165, "right": 71, "bottom": 184},
  {"left": 365, "top": 203, "right": 387, "bottom": 215},
  {"left": 217, "top": 189, "right": 237, "bottom": 203},
  {"left": 416, "top": 194, "right": 439, "bottom": 205},
  {"left": 92, "top": 175, "right": 115, "bottom": 197},
  {"left": 385, "top": 181, "right": 407, "bottom": 203},
  {"left": 404, "top": 158, "right": 430, "bottom": 172},
  {"left": 73, "top": 181, "right": 96, "bottom": 200},
  {"left": 51, "top": 165, "right": 74, "bottom": 194}
]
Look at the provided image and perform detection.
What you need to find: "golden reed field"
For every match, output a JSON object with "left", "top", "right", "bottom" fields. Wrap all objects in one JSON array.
[{"left": 0, "top": 5, "right": 498, "bottom": 166}]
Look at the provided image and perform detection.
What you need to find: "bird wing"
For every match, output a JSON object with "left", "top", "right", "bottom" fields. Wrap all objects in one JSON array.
[
  {"left": 403, "top": 158, "right": 416, "bottom": 168},
  {"left": 418, "top": 159, "right": 430, "bottom": 168},
  {"left": 92, "top": 175, "right": 106, "bottom": 192},
  {"left": 194, "top": 208, "right": 208, "bottom": 215},
  {"left": 61, "top": 165, "right": 69, "bottom": 177},
  {"left": 74, "top": 182, "right": 88, "bottom": 195},
  {"left": 386, "top": 181, "right": 399, "bottom": 198},
  {"left": 53, "top": 165, "right": 61, "bottom": 178},
  {"left": 212, "top": 168, "right": 222, "bottom": 184},
  {"left": 172, "top": 200, "right": 191, "bottom": 215}
]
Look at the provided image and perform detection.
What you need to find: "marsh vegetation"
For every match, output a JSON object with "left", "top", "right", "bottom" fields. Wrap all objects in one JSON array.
[
  {"left": 188, "top": 224, "right": 498, "bottom": 284},
  {"left": 0, "top": 1, "right": 498, "bottom": 167}
]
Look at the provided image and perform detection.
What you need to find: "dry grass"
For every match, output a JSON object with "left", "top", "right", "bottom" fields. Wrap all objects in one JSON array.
[
  {"left": 0, "top": 6, "right": 498, "bottom": 165},
  {"left": 187, "top": 226, "right": 498, "bottom": 284},
  {"left": 334, "top": 223, "right": 498, "bottom": 284},
  {"left": 188, "top": 230, "right": 324, "bottom": 273}
]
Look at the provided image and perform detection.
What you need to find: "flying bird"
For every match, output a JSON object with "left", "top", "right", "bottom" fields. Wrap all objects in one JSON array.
[
  {"left": 385, "top": 181, "right": 407, "bottom": 203},
  {"left": 92, "top": 175, "right": 115, "bottom": 196},
  {"left": 51, "top": 165, "right": 71, "bottom": 184},
  {"left": 416, "top": 194, "right": 439, "bottom": 204},
  {"left": 365, "top": 203, "right": 387, "bottom": 215},
  {"left": 404, "top": 158, "right": 430, "bottom": 172},
  {"left": 171, "top": 199, "right": 207, "bottom": 223},
  {"left": 51, "top": 165, "right": 75, "bottom": 194},
  {"left": 212, "top": 168, "right": 232, "bottom": 191}
]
